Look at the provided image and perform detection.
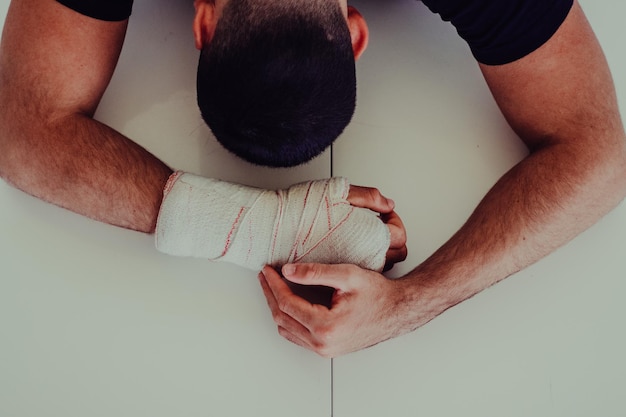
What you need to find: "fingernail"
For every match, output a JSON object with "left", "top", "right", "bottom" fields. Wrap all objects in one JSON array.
[
  {"left": 387, "top": 198, "right": 395, "bottom": 209},
  {"left": 282, "top": 264, "right": 296, "bottom": 276}
]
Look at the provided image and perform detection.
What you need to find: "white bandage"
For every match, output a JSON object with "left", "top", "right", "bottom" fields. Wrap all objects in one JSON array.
[{"left": 155, "top": 172, "right": 390, "bottom": 271}]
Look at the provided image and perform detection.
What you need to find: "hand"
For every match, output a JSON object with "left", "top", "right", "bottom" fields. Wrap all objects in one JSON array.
[
  {"left": 348, "top": 185, "right": 408, "bottom": 270},
  {"left": 259, "top": 263, "right": 413, "bottom": 358}
]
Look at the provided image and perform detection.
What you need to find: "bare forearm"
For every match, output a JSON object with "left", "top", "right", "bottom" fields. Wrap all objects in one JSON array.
[
  {"left": 394, "top": 1, "right": 626, "bottom": 331},
  {"left": 0, "top": 112, "right": 172, "bottom": 233},
  {"left": 0, "top": 0, "right": 172, "bottom": 233},
  {"left": 400, "top": 138, "right": 626, "bottom": 329}
]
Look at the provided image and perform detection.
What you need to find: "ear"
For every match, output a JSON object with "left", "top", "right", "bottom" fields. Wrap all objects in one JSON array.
[
  {"left": 346, "top": 6, "right": 369, "bottom": 60},
  {"left": 193, "top": 0, "right": 218, "bottom": 50}
]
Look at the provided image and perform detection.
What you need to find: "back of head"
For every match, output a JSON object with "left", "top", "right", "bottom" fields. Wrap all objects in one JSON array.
[{"left": 197, "top": 0, "right": 356, "bottom": 167}]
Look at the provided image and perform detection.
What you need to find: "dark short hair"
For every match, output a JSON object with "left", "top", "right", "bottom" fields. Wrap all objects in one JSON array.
[{"left": 196, "top": 0, "right": 356, "bottom": 167}]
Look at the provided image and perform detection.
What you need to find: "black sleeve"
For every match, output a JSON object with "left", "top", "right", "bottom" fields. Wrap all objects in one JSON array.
[
  {"left": 56, "top": 0, "right": 134, "bottom": 22},
  {"left": 421, "top": 0, "right": 574, "bottom": 65}
]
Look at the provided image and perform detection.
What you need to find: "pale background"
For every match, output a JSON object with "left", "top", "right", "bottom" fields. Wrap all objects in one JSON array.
[{"left": 1, "top": 0, "right": 624, "bottom": 416}]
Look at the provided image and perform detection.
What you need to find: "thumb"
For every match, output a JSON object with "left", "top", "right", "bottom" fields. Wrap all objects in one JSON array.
[
  {"left": 347, "top": 185, "right": 395, "bottom": 214},
  {"left": 281, "top": 263, "right": 356, "bottom": 290}
]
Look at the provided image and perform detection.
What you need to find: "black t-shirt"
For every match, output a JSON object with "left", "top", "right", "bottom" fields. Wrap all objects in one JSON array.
[
  {"left": 56, "top": 0, "right": 134, "bottom": 22},
  {"left": 421, "top": 0, "right": 573, "bottom": 64},
  {"left": 55, "top": 0, "right": 573, "bottom": 64}
]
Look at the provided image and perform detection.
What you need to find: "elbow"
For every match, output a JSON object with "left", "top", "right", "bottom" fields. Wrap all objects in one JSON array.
[
  {"left": 543, "top": 127, "right": 626, "bottom": 213},
  {"left": 0, "top": 82, "right": 54, "bottom": 187},
  {"left": 0, "top": 91, "right": 39, "bottom": 188}
]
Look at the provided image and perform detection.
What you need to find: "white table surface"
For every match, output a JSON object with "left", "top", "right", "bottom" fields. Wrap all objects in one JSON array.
[{"left": 1, "top": 0, "right": 625, "bottom": 416}]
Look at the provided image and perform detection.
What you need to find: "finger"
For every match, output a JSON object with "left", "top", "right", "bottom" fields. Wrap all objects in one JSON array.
[
  {"left": 383, "top": 246, "right": 408, "bottom": 271},
  {"left": 258, "top": 269, "right": 281, "bottom": 316},
  {"left": 347, "top": 185, "right": 395, "bottom": 214},
  {"left": 259, "top": 270, "right": 317, "bottom": 342},
  {"left": 384, "top": 247, "right": 408, "bottom": 269},
  {"left": 281, "top": 263, "right": 362, "bottom": 292},
  {"left": 258, "top": 270, "right": 313, "bottom": 335},
  {"left": 381, "top": 211, "right": 407, "bottom": 249},
  {"left": 277, "top": 326, "right": 316, "bottom": 351},
  {"left": 386, "top": 246, "right": 408, "bottom": 263},
  {"left": 260, "top": 266, "right": 325, "bottom": 329}
]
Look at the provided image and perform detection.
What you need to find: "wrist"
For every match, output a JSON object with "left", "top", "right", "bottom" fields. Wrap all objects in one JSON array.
[{"left": 395, "top": 266, "right": 471, "bottom": 331}]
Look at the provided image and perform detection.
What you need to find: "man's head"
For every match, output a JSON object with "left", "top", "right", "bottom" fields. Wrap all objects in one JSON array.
[{"left": 193, "top": 0, "right": 368, "bottom": 167}]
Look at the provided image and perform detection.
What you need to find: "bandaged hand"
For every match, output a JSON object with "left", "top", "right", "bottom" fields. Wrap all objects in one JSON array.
[{"left": 155, "top": 172, "right": 391, "bottom": 271}]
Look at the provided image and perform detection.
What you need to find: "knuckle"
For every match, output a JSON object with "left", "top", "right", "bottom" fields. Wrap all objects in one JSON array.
[
  {"left": 278, "top": 327, "right": 301, "bottom": 347},
  {"left": 367, "top": 187, "right": 382, "bottom": 202},
  {"left": 312, "top": 338, "right": 333, "bottom": 358},
  {"left": 308, "top": 264, "right": 326, "bottom": 281},
  {"left": 339, "top": 264, "right": 362, "bottom": 287},
  {"left": 345, "top": 263, "right": 364, "bottom": 276},
  {"left": 276, "top": 298, "right": 292, "bottom": 315},
  {"left": 388, "top": 250, "right": 408, "bottom": 265},
  {"left": 389, "top": 218, "right": 406, "bottom": 234},
  {"left": 317, "top": 327, "right": 330, "bottom": 343},
  {"left": 316, "top": 347, "right": 334, "bottom": 359},
  {"left": 313, "top": 324, "right": 334, "bottom": 344},
  {"left": 277, "top": 326, "right": 289, "bottom": 338},
  {"left": 272, "top": 310, "right": 286, "bottom": 326},
  {"left": 397, "top": 230, "right": 408, "bottom": 246},
  {"left": 390, "top": 230, "right": 407, "bottom": 249}
]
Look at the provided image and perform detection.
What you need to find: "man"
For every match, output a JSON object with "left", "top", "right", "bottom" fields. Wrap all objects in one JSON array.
[{"left": 2, "top": 0, "right": 626, "bottom": 358}]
